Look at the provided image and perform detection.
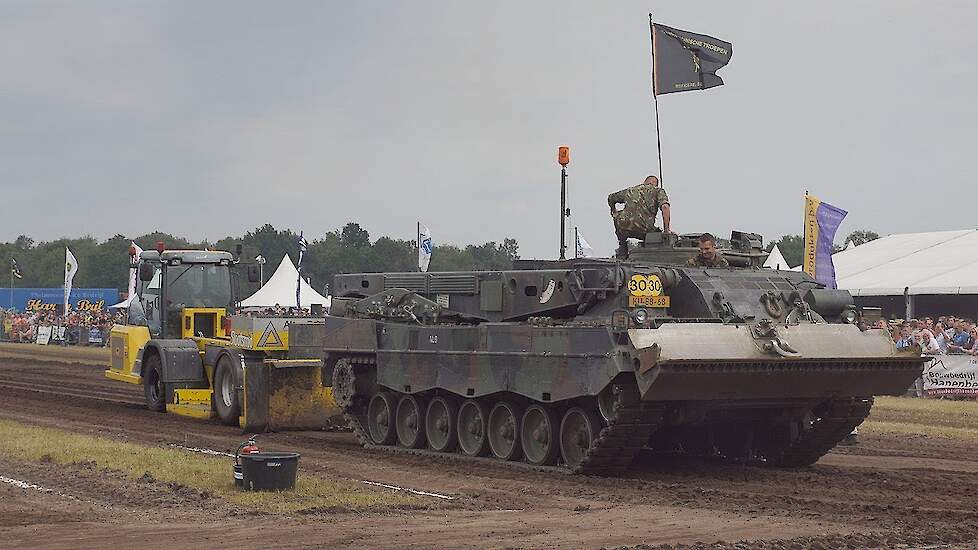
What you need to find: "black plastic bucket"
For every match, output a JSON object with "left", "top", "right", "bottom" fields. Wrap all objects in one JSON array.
[{"left": 239, "top": 452, "right": 300, "bottom": 491}]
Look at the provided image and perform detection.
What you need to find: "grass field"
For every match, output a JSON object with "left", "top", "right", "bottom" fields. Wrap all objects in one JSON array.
[
  {"left": 863, "top": 396, "right": 978, "bottom": 440},
  {"left": 0, "top": 418, "right": 420, "bottom": 513}
]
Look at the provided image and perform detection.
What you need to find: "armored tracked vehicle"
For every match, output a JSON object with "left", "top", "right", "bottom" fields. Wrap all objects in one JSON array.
[{"left": 309, "top": 232, "right": 924, "bottom": 474}]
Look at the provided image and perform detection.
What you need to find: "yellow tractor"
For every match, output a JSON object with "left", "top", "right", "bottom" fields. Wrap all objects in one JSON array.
[{"left": 105, "top": 244, "right": 337, "bottom": 431}]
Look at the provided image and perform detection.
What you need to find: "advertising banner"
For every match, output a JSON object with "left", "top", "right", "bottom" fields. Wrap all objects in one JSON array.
[
  {"left": 922, "top": 355, "right": 978, "bottom": 396},
  {"left": 0, "top": 288, "right": 119, "bottom": 313},
  {"left": 803, "top": 195, "right": 848, "bottom": 289}
]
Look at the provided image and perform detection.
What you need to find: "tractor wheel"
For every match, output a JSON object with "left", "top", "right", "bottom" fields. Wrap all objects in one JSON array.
[
  {"left": 213, "top": 355, "right": 242, "bottom": 425},
  {"left": 143, "top": 353, "right": 166, "bottom": 412}
]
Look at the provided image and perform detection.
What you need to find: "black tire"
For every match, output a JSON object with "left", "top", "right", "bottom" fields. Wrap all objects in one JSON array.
[
  {"left": 213, "top": 355, "right": 241, "bottom": 426},
  {"left": 143, "top": 353, "right": 165, "bottom": 412}
]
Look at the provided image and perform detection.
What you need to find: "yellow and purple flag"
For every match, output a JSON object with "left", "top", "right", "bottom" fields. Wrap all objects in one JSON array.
[{"left": 803, "top": 195, "right": 847, "bottom": 289}]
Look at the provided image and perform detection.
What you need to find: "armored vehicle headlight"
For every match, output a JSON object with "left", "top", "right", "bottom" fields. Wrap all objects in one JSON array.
[
  {"left": 841, "top": 308, "right": 858, "bottom": 324},
  {"left": 633, "top": 309, "right": 648, "bottom": 325}
]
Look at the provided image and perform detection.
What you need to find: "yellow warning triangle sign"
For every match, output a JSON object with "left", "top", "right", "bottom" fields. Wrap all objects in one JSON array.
[{"left": 257, "top": 321, "right": 283, "bottom": 347}]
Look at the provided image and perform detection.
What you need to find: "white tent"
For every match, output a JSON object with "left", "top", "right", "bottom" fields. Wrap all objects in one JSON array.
[
  {"left": 108, "top": 294, "right": 135, "bottom": 309},
  {"left": 834, "top": 229, "right": 978, "bottom": 296},
  {"left": 763, "top": 244, "right": 790, "bottom": 270},
  {"left": 240, "top": 255, "right": 331, "bottom": 309},
  {"left": 762, "top": 244, "right": 802, "bottom": 272}
]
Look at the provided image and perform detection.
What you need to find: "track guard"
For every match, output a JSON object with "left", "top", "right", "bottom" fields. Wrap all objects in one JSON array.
[{"left": 242, "top": 358, "right": 341, "bottom": 432}]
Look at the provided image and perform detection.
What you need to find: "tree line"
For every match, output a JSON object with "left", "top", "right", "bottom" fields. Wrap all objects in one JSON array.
[
  {"left": 1, "top": 223, "right": 520, "bottom": 298},
  {"left": 2, "top": 223, "right": 879, "bottom": 296}
]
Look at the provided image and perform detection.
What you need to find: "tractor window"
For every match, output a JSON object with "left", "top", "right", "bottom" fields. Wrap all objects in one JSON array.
[
  {"left": 166, "top": 264, "right": 233, "bottom": 310},
  {"left": 146, "top": 269, "right": 161, "bottom": 291},
  {"left": 134, "top": 263, "right": 162, "bottom": 337}
]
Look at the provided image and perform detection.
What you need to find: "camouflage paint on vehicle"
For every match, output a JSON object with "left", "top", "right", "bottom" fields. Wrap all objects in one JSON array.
[{"left": 310, "top": 232, "right": 926, "bottom": 474}]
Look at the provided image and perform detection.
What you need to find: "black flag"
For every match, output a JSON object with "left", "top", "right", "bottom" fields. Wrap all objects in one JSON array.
[{"left": 652, "top": 22, "right": 732, "bottom": 96}]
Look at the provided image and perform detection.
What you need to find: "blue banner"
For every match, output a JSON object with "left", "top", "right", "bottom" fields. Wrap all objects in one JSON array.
[
  {"left": 0, "top": 288, "right": 119, "bottom": 313},
  {"left": 815, "top": 202, "right": 847, "bottom": 289}
]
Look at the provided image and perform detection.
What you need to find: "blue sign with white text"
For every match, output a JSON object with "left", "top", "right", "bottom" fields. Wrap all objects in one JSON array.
[{"left": 0, "top": 288, "right": 119, "bottom": 313}]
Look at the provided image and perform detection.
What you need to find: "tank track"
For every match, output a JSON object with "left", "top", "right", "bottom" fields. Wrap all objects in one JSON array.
[
  {"left": 336, "top": 356, "right": 372, "bottom": 447},
  {"left": 768, "top": 396, "right": 874, "bottom": 467},
  {"left": 337, "top": 355, "right": 668, "bottom": 475},
  {"left": 574, "top": 401, "right": 666, "bottom": 475}
]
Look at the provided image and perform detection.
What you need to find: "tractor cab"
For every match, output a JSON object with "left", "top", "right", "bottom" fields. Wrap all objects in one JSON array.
[{"left": 128, "top": 249, "right": 235, "bottom": 340}]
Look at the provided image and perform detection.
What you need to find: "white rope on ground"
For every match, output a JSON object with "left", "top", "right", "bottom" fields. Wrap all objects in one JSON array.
[
  {"left": 168, "top": 443, "right": 235, "bottom": 457},
  {"left": 359, "top": 480, "right": 453, "bottom": 500},
  {"left": 0, "top": 475, "right": 53, "bottom": 492},
  {"left": 171, "top": 443, "right": 455, "bottom": 500},
  {"left": 1, "top": 473, "right": 114, "bottom": 510}
]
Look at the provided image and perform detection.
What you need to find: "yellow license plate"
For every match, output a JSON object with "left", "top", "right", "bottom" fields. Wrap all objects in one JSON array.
[{"left": 628, "top": 295, "right": 670, "bottom": 308}]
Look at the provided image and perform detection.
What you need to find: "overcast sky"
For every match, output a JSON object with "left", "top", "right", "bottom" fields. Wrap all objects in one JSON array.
[{"left": 2, "top": 1, "right": 976, "bottom": 258}]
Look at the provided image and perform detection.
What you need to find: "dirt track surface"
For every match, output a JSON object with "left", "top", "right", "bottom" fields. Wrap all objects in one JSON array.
[{"left": 2, "top": 353, "right": 978, "bottom": 549}]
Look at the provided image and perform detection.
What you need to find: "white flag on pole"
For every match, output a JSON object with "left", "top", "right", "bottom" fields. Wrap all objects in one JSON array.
[
  {"left": 575, "top": 229, "right": 594, "bottom": 258},
  {"left": 64, "top": 247, "right": 78, "bottom": 313},
  {"left": 128, "top": 241, "right": 143, "bottom": 299},
  {"left": 296, "top": 232, "right": 308, "bottom": 309},
  {"left": 418, "top": 224, "right": 433, "bottom": 272}
]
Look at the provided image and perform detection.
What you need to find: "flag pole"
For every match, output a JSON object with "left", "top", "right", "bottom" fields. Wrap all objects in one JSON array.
[
  {"left": 574, "top": 227, "right": 578, "bottom": 259},
  {"left": 648, "top": 13, "right": 664, "bottom": 189},
  {"left": 62, "top": 250, "right": 67, "bottom": 347},
  {"left": 417, "top": 221, "right": 421, "bottom": 272}
]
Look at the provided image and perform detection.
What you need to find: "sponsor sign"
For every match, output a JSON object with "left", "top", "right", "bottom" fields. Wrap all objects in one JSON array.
[
  {"left": 228, "top": 316, "right": 290, "bottom": 351},
  {"left": 922, "top": 355, "right": 978, "bottom": 396},
  {"left": 0, "top": 288, "right": 119, "bottom": 313},
  {"left": 88, "top": 328, "right": 103, "bottom": 345}
]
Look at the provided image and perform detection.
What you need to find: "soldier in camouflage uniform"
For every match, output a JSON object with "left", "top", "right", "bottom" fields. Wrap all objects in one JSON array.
[
  {"left": 687, "top": 233, "right": 730, "bottom": 268},
  {"left": 608, "top": 175, "right": 671, "bottom": 258}
]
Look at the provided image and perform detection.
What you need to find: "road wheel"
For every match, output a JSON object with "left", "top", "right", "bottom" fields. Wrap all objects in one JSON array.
[
  {"left": 488, "top": 401, "right": 522, "bottom": 461},
  {"left": 425, "top": 396, "right": 458, "bottom": 453},
  {"left": 213, "top": 355, "right": 241, "bottom": 426},
  {"left": 559, "top": 407, "right": 601, "bottom": 470},
  {"left": 367, "top": 392, "right": 398, "bottom": 445},
  {"left": 142, "top": 353, "right": 165, "bottom": 412},
  {"left": 520, "top": 404, "right": 559, "bottom": 466},
  {"left": 396, "top": 394, "right": 427, "bottom": 448},
  {"left": 457, "top": 399, "right": 489, "bottom": 457}
]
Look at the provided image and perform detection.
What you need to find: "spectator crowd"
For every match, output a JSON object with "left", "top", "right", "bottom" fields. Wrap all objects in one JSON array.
[
  {"left": 886, "top": 316, "right": 978, "bottom": 356},
  {"left": 2, "top": 303, "right": 321, "bottom": 347},
  {"left": 0, "top": 307, "right": 124, "bottom": 346}
]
